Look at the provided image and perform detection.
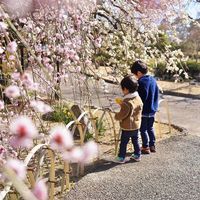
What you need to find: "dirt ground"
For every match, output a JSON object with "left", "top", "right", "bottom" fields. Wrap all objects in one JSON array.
[
  {"left": 94, "top": 110, "right": 180, "bottom": 159},
  {"left": 157, "top": 81, "right": 200, "bottom": 96},
  {"left": 91, "top": 66, "right": 200, "bottom": 96}
]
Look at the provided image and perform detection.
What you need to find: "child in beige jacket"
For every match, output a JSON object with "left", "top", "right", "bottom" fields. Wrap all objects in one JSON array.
[{"left": 115, "top": 75, "right": 143, "bottom": 163}]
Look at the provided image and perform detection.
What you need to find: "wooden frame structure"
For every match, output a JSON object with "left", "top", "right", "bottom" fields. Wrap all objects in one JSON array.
[{"left": 0, "top": 100, "right": 171, "bottom": 199}]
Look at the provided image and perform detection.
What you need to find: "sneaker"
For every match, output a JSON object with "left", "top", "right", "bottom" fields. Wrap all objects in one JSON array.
[
  {"left": 150, "top": 146, "right": 156, "bottom": 153},
  {"left": 114, "top": 157, "right": 126, "bottom": 164},
  {"left": 141, "top": 147, "right": 150, "bottom": 154},
  {"left": 130, "top": 154, "right": 141, "bottom": 162}
]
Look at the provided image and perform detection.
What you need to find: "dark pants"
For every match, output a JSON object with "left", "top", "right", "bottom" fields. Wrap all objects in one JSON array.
[
  {"left": 140, "top": 117, "right": 156, "bottom": 148},
  {"left": 118, "top": 130, "right": 141, "bottom": 159}
]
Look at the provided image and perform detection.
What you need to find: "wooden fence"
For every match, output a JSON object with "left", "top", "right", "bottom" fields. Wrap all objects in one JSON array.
[{"left": 0, "top": 100, "right": 171, "bottom": 200}]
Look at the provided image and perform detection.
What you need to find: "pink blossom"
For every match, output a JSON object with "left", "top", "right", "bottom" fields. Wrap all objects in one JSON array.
[
  {"left": 76, "top": 66, "right": 81, "bottom": 72},
  {"left": 68, "top": 28, "right": 74, "bottom": 34},
  {"left": 6, "top": 159, "right": 26, "bottom": 180},
  {"left": 11, "top": 72, "right": 21, "bottom": 81},
  {"left": 94, "top": 37, "right": 102, "bottom": 48},
  {"left": 3, "top": 0, "right": 33, "bottom": 17},
  {"left": 50, "top": 126, "right": 74, "bottom": 151},
  {"left": 7, "top": 41, "right": 18, "bottom": 54},
  {"left": 35, "top": 45, "right": 42, "bottom": 53},
  {"left": 63, "top": 147, "right": 85, "bottom": 163},
  {"left": 33, "top": 179, "right": 48, "bottom": 200},
  {"left": 21, "top": 72, "right": 34, "bottom": 88},
  {"left": 35, "top": 27, "right": 41, "bottom": 34},
  {"left": 85, "top": 59, "right": 92, "bottom": 66},
  {"left": 43, "top": 57, "right": 50, "bottom": 64},
  {"left": 45, "top": 63, "right": 54, "bottom": 71},
  {"left": 0, "top": 145, "right": 6, "bottom": 157},
  {"left": 55, "top": 33, "right": 64, "bottom": 40},
  {"left": 0, "top": 47, "right": 4, "bottom": 54},
  {"left": 0, "top": 22, "right": 8, "bottom": 32},
  {"left": 82, "top": 141, "right": 98, "bottom": 163},
  {"left": 29, "top": 82, "right": 39, "bottom": 91},
  {"left": 0, "top": 100, "right": 4, "bottom": 110},
  {"left": 5, "top": 85, "right": 20, "bottom": 99},
  {"left": 74, "top": 55, "right": 80, "bottom": 61},
  {"left": 63, "top": 141, "right": 98, "bottom": 163},
  {"left": 9, "top": 116, "right": 38, "bottom": 148},
  {"left": 9, "top": 55, "right": 15, "bottom": 60},
  {"left": 30, "top": 100, "right": 53, "bottom": 114}
]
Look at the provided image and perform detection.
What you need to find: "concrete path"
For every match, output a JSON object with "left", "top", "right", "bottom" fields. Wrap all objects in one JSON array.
[
  {"left": 65, "top": 135, "right": 200, "bottom": 200},
  {"left": 159, "top": 95, "right": 200, "bottom": 136}
]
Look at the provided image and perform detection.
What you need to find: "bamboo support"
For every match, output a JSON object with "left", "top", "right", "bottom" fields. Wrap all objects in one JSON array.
[
  {"left": 77, "top": 122, "right": 85, "bottom": 176},
  {"left": 48, "top": 149, "right": 55, "bottom": 200},
  {"left": 88, "top": 110, "right": 100, "bottom": 143},
  {"left": 107, "top": 111, "right": 118, "bottom": 156},
  {"left": 156, "top": 111, "right": 162, "bottom": 138},
  {"left": 165, "top": 100, "right": 172, "bottom": 134},
  {"left": 61, "top": 162, "right": 70, "bottom": 193},
  {"left": 3, "top": 168, "right": 38, "bottom": 200},
  {"left": 27, "top": 168, "right": 36, "bottom": 188}
]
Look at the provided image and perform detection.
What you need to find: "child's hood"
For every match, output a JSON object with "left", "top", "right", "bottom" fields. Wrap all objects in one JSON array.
[{"left": 123, "top": 92, "right": 139, "bottom": 101}]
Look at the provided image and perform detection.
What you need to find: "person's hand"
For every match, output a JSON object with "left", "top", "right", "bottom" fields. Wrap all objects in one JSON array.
[{"left": 115, "top": 97, "right": 123, "bottom": 105}]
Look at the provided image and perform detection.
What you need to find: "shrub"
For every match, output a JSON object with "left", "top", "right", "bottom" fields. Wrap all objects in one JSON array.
[
  {"left": 96, "top": 119, "right": 106, "bottom": 136},
  {"left": 184, "top": 60, "right": 200, "bottom": 77},
  {"left": 154, "top": 60, "right": 200, "bottom": 80},
  {"left": 153, "top": 63, "right": 174, "bottom": 80},
  {"left": 42, "top": 105, "right": 73, "bottom": 125}
]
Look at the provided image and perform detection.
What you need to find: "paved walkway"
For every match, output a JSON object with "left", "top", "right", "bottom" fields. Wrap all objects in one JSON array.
[
  {"left": 159, "top": 95, "right": 200, "bottom": 136},
  {"left": 65, "top": 135, "right": 200, "bottom": 200}
]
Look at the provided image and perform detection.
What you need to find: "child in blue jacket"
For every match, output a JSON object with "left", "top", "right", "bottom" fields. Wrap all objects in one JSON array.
[{"left": 131, "top": 60, "right": 159, "bottom": 154}]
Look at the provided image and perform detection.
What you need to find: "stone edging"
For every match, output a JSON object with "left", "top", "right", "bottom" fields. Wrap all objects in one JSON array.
[{"left": 163, "top": 90, "right": 200, "bottom": 100}]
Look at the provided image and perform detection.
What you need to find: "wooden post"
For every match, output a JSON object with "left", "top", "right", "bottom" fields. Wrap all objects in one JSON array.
[
  {"left": 77, "top": 122, "right": 85, "bottom": 176},
  {"left": 48, "top": 149, "right": 55, "bottom": 200},
  {"left": 107, "top": 111, "right": 118, "bottom": 156},
  {"left": 89, "top": 111, "right": 100, "bottom": 143},
  {"left": 61, "top": 162, "right": 70, "bottom": 192},
  {"left": 27, "top": 168, "right": 36, "bottom": 188},
  {"left": 165, "top": 100, "right": 172, "bottom": 134},
  {"left": 156, "top": 111, "right": 162, "bottom": 138}
]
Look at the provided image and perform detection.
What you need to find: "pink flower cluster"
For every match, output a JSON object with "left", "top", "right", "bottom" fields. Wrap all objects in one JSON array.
[
  {"left": 6, "top": 41, "right": 18, "bottom": 54},
  {"left": 4, "top": 159, "right": 48, "bottom": 200},
  {"left": 9, "top": 116, "right": 38, "bottom": 148},
  {"left": 0, "top": 100, "right": 4, "bottom": 110},
  {"left": 8, "top": 117, "right": 98, "bottom": 163},
  {"left": 30, "top": 100, "right": 53, "bottom": 114},
  {"left": 33, "top": 179, "right": 48, "bottom": 200},
  {"left": 50, "top": 125, "right": 98, "bottom": 164},
  {"left": 5, "top": 85, "right": 21, "bottom": 99},
  {"left": 11, "top": 72, "right": 37, "bottom": 90},
  {"left": 6, "top": 159, "right": 27, "bottom": 180}
]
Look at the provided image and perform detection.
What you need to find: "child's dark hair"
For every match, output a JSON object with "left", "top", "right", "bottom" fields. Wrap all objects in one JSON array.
[
  {"left": 131, "top": 60, "right": 148, "bottom": 75},
  {"left": 120, "top": 75, "right": 138, "bottom": 93}
]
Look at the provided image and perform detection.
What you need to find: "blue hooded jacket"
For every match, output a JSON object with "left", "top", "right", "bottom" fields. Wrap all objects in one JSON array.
[{"left": 138, "top": 75, "right": 159, "bottom": 116}]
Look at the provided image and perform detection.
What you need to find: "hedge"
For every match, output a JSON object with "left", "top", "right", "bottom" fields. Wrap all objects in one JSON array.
[{"left": 154, "top": 60, "right": 200, "bottom": 80}]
